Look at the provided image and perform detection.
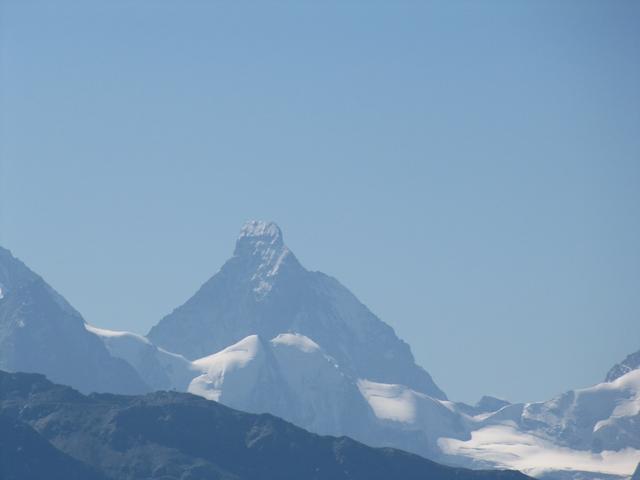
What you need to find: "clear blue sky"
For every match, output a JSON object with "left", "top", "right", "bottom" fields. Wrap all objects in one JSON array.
[{"left": 1, "top": 0, "right": 639, "bottom": 403}]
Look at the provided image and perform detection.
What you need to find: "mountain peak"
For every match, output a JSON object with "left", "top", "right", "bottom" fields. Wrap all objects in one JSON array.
[
  {"left": 235, "top": 220, "right": 284, "bottom": 256},
  {"left": 230, "top": 220, "right": 299, "bottom": 299},
  {"left": 606, "top": 349, "right": 640, "bottom": 382}
]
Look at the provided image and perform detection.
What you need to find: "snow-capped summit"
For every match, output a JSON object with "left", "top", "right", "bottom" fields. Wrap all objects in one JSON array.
[
  {"left": 148, "top": 221, "right": 446, "bottom": 399},
  {"left": 236, "top": 220, "right": 284, "bottom": 252},
  {"left": 232, "top": 220, "right": 299, "bottom": 299},
  {"left": 188, "top": 332, "right": 375, "bottom": 437}
]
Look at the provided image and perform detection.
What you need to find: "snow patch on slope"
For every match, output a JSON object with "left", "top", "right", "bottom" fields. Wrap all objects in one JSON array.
[
  {"left": 357, "top": 380, "right": 417, "bottom": 423},
  {"left": 193, "top": 334, "right": 263, "bottom": 371},
  {"left": 590, "top": 370, "right": 640, "bottom": 433},
  {"left": 189, "top": 335, "right": 269, "bottom": 402},
  {"left": 86, "top": 323, "right": 195, "bottom": 391},
  {"left": 439, "top": 424, "right": 640, "bottom": 478},
  {"left": 271, "top": 333, "right": 321, "bottom": 353}
]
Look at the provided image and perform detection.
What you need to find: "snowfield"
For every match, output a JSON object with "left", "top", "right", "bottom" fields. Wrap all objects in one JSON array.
[{"left": 439, "top": 424, "right": 640, "bottom": 478}]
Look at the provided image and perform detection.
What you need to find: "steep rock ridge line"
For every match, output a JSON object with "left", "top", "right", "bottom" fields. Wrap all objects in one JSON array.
[{"left": 0, "top": 246, "right": 148, "bottom": 395}]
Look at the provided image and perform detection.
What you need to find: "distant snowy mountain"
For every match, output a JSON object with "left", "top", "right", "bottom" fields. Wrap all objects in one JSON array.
[
  {"left": 606, "top": 349, "right": 640, "bottom": 382},
  {"left": 440, "top": 369, "right": 640, "bottom": 479},
  {"left": 148, "top": 220, "right": 445, "bottom": 399},
  {"left": 0, "top": 246, "right": 148, "bottom": 395}
]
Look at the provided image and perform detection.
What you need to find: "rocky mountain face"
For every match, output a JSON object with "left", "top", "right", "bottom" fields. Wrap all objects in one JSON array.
[
  {"left": 0, "top": 247, "right": 148, "bottom": 395},
  {"left": 606, "top": 349, "right": 640, "bottom": 382},
  {"left": 0, "top": 370, "right": 531, "bottom": 480},
  {"left": 148, "top": 220, "right": 445, "bottom": 399},
  {"left": 0, "top": 414, "right": 108, "bottom": 480}
]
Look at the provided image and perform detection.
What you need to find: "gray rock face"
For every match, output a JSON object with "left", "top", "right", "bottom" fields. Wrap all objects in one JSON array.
[
  {"left": 606, "top": 350, "right": 640, "bottom": 383},
  {"left": 0, "top": 247, "right": 148, "bottom": 395},
  {"left": 0, "top": 414, "right": 108, "bottom": 480},
  {"left": 148, "top": 220, "right": 446, "bottom": 399},
  {"left": 476, "top": 396, "right": 511, "bottom": 413}
]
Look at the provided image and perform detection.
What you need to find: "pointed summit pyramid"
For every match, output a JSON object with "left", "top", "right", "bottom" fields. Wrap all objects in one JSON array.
[
  {"left": 148, "top": 221, "right": 446, "bottom": 399},
  {"left": 231, "top": 220, "right": 301, "bottom": 299},
  {"left": 236, "top": 219, "right": 284, "bottom": 252}
]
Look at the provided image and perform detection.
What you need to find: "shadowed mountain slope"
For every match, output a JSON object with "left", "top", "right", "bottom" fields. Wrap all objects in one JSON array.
[{"left": 0, "top": 370, "right": 529, "bottom": 480}]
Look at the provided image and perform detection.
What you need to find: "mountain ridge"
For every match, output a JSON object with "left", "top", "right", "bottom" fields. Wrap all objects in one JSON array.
[
  {"left": 0, "top": 246, "right": 149, "bottom": 395},
  {"left": 606, "top": 349, "right": 640, "bottom": 383},
  {"left": 0, "top": 369, "right": 531, "bottom": 480}
]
